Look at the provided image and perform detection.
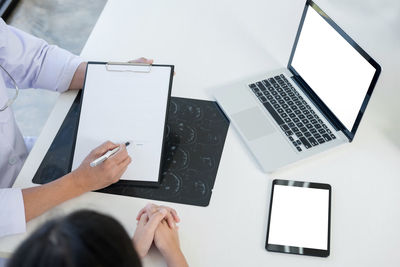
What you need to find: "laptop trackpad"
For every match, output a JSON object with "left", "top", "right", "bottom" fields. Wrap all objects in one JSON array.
[{"left": 232, "top": 107, "right": 276, "bottom": 141}]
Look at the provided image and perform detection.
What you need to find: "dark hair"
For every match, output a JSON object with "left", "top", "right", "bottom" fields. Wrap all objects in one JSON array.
[{"left": 7, "top": 210, "right": 142, "bottom": 267}]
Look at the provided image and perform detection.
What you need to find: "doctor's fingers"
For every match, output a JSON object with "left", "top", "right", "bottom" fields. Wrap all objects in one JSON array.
[
  {"left": 128, "top": 57, "right": 153, "bottom": 64},
  {"left": 91, "top": 141, "right": 118, "bottom": 157},
  {"left": 112, "top": 161, "right": 130, "bottom": 183},
  {"left": 107, "top": 144, "right": 129, "bottom": 165}
]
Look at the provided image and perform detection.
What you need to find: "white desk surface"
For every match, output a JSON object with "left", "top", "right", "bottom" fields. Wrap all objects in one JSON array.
[{"left": 1, "top": 0, "right": 400, "bottom": 266}]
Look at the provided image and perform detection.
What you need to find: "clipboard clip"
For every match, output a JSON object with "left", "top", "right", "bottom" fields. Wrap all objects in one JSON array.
[{"left": 106, "top": 62, "right": 152, "bottom": 73}]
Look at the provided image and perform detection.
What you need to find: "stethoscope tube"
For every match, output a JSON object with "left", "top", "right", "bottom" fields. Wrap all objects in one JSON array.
[{"left": 0, "top": 64, "right": 19, "bottom": 111}]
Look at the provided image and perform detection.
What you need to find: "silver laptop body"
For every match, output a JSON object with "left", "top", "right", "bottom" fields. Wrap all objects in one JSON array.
[{"left": 213, "top": 0, "right": 381, "bottom": 172}]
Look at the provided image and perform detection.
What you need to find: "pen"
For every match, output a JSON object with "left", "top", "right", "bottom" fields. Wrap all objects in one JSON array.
[{"left": 90, "top": 141, "right": 130, "bottom": 167}]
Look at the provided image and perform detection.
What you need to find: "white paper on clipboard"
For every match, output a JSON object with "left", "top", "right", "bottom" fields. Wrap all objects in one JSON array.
[{"left": 71, "top": 62, "right": 173, "bottom": 183}]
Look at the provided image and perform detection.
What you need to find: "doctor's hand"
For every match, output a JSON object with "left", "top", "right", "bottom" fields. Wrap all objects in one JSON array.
[
  {"left": 128, "top": 57, "right": 153, "bottom": 64},
  {"left": 71, "top": 141, "right": 132, "bottom": 193},
  {"left": 69, "top": 57, "right": 154, "bottom": 90}
]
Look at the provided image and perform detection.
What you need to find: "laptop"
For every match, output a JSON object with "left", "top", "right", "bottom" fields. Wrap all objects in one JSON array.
[{"left": 213, "top": 0, "right": 381, "bottom": 172}]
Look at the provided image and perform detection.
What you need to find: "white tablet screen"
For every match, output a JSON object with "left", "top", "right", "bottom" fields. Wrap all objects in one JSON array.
[{"left": 268, "top": 185, "right": 329, "bottom": 249}]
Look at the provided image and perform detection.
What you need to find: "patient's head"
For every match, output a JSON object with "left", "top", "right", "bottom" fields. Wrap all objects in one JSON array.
[{"left": 7, "top": 210, "right": 141, "bottom": 267}]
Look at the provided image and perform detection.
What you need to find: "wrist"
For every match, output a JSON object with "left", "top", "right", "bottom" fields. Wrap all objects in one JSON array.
[
  {"left": 162, "top": 247, "right": 188, "bottom": 267},
  {"left": 65, "top": 170, "right": 90, "bottom": 195},
  {"left": 68, "top": 62, "right": 87, "bottom": 90}
]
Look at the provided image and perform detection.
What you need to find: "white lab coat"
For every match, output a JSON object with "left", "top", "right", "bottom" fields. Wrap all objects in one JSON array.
[{"left": 0, "top": 18, "right": 82, "bottom": 237}]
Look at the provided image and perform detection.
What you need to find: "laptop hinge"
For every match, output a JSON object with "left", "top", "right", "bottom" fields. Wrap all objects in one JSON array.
[{"left": 289, "top": 73, "right": 352, "bottom": 141}]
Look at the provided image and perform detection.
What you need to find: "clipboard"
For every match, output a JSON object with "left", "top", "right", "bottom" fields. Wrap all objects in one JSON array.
[{"left": 71, "top": 61, "right": 174, "bottom": 186}]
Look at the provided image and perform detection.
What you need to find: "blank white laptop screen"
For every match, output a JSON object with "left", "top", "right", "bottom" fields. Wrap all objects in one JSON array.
[
  {"left": 291, "top": 6, "right": 376, "bottom": 131},
  {"left": 268, "top": 185, "right": 329, "bottom": 249}
]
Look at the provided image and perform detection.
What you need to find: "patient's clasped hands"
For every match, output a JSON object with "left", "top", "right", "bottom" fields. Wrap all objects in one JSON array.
[{"left": 133, "top": 203, "right": 188, "bottom": 267}]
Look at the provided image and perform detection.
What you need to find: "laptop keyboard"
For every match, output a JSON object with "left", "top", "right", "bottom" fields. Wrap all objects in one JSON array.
[{"left": 249, "top": 74, "right": 336, "bottom": 152}]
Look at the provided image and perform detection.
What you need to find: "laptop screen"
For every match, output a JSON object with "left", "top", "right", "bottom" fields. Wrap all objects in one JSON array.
[{"left": 289, "top": 2, "right": 379, "bottom": 135}]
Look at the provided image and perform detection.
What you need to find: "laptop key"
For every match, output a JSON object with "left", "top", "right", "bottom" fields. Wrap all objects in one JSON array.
[
  {"left": 284, "top": 118, "right": 291, "bottom": 123},
  {"left": 281, "top": 124, "right": 290, "bottom": 131},
  {"left": 263, "top": 102, "right": 284, "bottom": 125},
  {"left": 296, "top": 146, "right": 302, "bottom": 152},
  {"left": 259, "top": 96, "right": 267, "bottom": 102},
  {"left": 285, "top": 131, "right": 293, "bottom": 136},
  {"left": 308, "top": 137, "right": 318, "bottom": 146},
  {"left": 249, "top": 84, "right": 256, "bottom": 88},
  {"left": 256, "top": 92, "right": 263, "bottom": 97},
  {"left": 317, "top": 138, "right": 325, "bottom": 144},
  {"left": 322, "top": 134, "right": 332, "bottom": 141},
  {"left": 263, "top": 80, "right": 271, "bottom": 87},
  {"left": 299, "top": 137, "right": 312, "bottom": 149},
  {"left": 289, "top": 113, "right": 296, "bottom": 118},
  {"left": 289, "top": 136, "right": 294, "bottom": 141},
  {"left": 296, "top": 140, "right": 302, "bottom": 145},
  {"left": 330, "top": 134, "right": 336, "bottom": 139},
  {"left": 304, "top": 132, "right": 312, "bottom": 137},
  {"left": 256, "top": 82, "right": 267, "bottom": 91}
]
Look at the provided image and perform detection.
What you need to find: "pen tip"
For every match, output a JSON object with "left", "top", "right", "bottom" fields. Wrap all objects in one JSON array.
[{"left": 125, "top": 141, "right": 130, "bottom": 147}]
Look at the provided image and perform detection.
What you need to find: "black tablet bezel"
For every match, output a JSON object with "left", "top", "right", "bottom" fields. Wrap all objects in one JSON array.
[
  {"left": 287, "top": 0, "right": 381, "bottom": 142},
  {"left": 265, "top": 179, "right": 331, "bottom": 257},
  {"left": 71, "top": 61, "right": 174, "bottom": 187}
]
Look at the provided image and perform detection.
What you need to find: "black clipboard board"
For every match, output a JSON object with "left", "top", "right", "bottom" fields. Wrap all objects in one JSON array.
[{"left": 71, "top": 61, "right": 174, "bottom": 186}]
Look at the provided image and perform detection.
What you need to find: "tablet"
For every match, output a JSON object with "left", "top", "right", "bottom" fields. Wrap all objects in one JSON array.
[{"left": 266, "top": 179, "right": 331, "bottom": 257}]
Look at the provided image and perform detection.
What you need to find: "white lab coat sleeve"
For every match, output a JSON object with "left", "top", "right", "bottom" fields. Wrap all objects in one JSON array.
[
  {"left": 0, "top": 18, "right": 83, "bottom": 92},
  {"left": 0, "top": 188, "right": 26, "bottom": 238}
]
